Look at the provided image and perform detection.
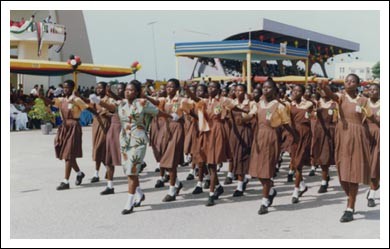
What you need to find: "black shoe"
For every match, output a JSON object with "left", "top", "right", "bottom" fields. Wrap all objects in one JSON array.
[
  {"left": 232, "top": 189, "right": 244, "bottom": 197},
  {"left": 318, "top": 184, "right": 328, "bottom": 193},
  {"left": 203, "top": 180, "right": 210, "bottom": 189},
  {"left": 268, "top": 189, "right": 277, "bottom": 207},
  {"left": 215, "top": 185, "right": 224, "bottom": 199},
  {"left": 206, "top": 196, "right": 216, "bottom": 206},
  {"left": 162, "top": 194, "right": 176, "bottom": 202},
  {"left": 140, "top": 162, "right": 147, "bottom": 173},
  {"left": 292, "top": 197, "right": 299, "bottom": 204},
  {"left": 154, "top": 179, "right": 164, "bottom": 188},
  {"left": 75, "top": 172, "right": 85, "bottom": 185},
  {"left": 90, "top": 176, "right": 100, "bottom": 183},
  {"left": 175, "top": 182, "right": 183, "bottom": 196},
  {"left": 134, "top": 194, "right": 145, "bottom": 207},
  {"left": 287, "top": 174, "right": 294, "bottom": 183},
  {"left": 340, "top": 211, "right": 354, "bottom": 222},
  {"left": 258, "top": 205, "right": 268, "bottom": 215},
  {"left": 367, "top": 198, "right": 376, "bottom": 207},
  {"left": 243, "top": 179, "right": 249, "bottom": 192},
  {"left": 154, "top": 168, "right": 160, "bottom": 173},
  {"left": 186, "top": 174, "right": 195, "bottom": 181},
  {"left": 100, "top": 187, "right": 114, "bottom": 195},
  {"left": 121, "top": 206, "right": 134, "bottom": 215},
  {"left": 298, "top": 186, "right": 308, "bottom": 197},
  {"left": 224, "top": 177, "right": 233, "bottom": 185},
  {"left": 192, "top": 186, "right": 203, "bottom": 195},
  {"left": 56, "top": 182, "right": 70, "bottom": 190},
  {"left": 308, "top": 169, "right": 315, "bottom": 177},
  {"left": 163, "top": 174, "right": 170, "bottom": 183}
]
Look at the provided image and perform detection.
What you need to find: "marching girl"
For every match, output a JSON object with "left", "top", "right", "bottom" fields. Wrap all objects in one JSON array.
[
  {"left": 366, "top": 83, "right": 380, "bottom": 207},
  {"left": 184, "top": 85, "right": 197, "bottom": 180},
  {"left": 229, "top": 84, "right": 254, "bottom": 197},
  {"left": 51, "top": 80, "right": 91, "bottom": 190},
  {"left": 145, "top": 78, "right": 193, "bottom": 202},
  {"left": 185, "top": 82, "right": 247, "bottom": 206},
  {"left": 289, "top": 85, "right": 314, "bottom": 204},
  {"left": 319, "top": 74, "right": 379, "bottom": 222},
  {"left": 190, "top": 84, "right": 210, "bottom": 195},
  {"left": 248, "top": 79, "right": 297, "bottom": 214},
  {"left": 94, "top": 80, "right": 172, "bottom": 214},
  {"left": 310, "top": 89, "right": 337, "bottom": 193},
  {"left": 223, "top": 85, "right": 236, "bottom": 185},
  {"left": 99, "top": 83, "right": 125, "bottom": 195},
  {"left": 149, "top": 85, "right": 171, "bottom": 188},
  {"left": 90, "top": 82, "right": 114, "bottom": 183}
]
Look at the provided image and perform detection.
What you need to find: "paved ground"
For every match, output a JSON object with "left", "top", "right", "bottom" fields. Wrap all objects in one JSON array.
[{"left": 9, "top": 126, "right": 381, "bottom": 240}]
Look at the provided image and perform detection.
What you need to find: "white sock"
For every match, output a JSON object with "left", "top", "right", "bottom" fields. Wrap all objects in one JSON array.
[
  {"left": 293, "top": 187, "right": 299, "bottom": 198},
  {"left": 107, "top": 180, "right": 114, "bottom": 189},
  {"left": 237, "top": 181, "right": 244, "bottom": 191},
  {"left": 175, "top": 178, "right": 181, "bottom": 188},
  {"left": 368, "top": 189, "right": 376, "bottom": 199},
  {"left": 209, "top": 192, "right": 215, "bottom": 197},
  {"left": 311, "top": 165, "right": 316, "bottom": 171},
  {"left": 346, "top": 208, "right": 354, "bottom": 212},
  {"left": 197, "top": 181, "right": 203, "bottom": 187},
  {"left": 227, "top": 172, "right": 234, "bottom": 178},
  {"left": 269, "top": 188, "right": 275, "bottom": 196},
  {"left": 136, "top": 186, "right": 143, "bottom": 199},
  {"left": 63, "top": 179, "right": 69, "bottom": 184},
  {"left": 189, "top": 169, "right": 194, "bottom": 175},
  {"left": 205, "top": 175, "right": 210, "bottom": 180},
  {"left": 288, "top": 170, "right": 294, "bottom": 175},
  {"left": 168, "top": 185, "right": 176, "bottom": 196},
  {"left": 262, "top": 197, "right": 270, "bottom": 207},
  {"left": 94, "top": 171, "right": 99, "bottom": 178},
  {"left": 299, "top": 181, "right": 306, "bottom": 191},
  {"left": 159, "top": 176, "right": 164, "bottom": 181},
  {"left": 124, "top": 194, "right": 134, "bottom": 210},
  {"left": 321, "top": 180, "right": 328, "bottom": 186},
  {"left": 157, "top": 163, "right": 160, "bottom": 168},
  {"left": 76, "top": 171, "right": 83, "bottom": 176},
  {"left": 244, "top": 174, "right": 252, "bottom": 181}
]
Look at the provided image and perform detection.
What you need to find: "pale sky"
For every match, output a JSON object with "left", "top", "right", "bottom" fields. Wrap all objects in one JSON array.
[{"left": 83, "top": 9, "right": 381, "bottom": 82}]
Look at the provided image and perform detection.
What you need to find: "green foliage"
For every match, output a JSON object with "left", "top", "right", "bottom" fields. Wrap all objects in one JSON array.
[
  {"left": 372, "top": 62, "right": 380, "bottom": 79},
  {"left": 28, "top": 98, "right": 57, "bottom": 123}
]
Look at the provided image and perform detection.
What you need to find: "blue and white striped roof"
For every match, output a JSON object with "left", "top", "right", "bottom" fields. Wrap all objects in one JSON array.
[{"left": 175, "top": 40, "right": 308, "bottom": 61}]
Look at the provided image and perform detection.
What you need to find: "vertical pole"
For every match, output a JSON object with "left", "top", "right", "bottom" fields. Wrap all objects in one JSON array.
[
  {"left": 242, "top": 60, "right": 247, "bottom": 83},
  {"left": 73, "top": 71, "right": 78, "bottom": 93},
  {"left": 247, "top": 52, "right": 252, "bottom": 93},
  {"left": 305, "top": 38, "right": 310, "bottom": 86}
]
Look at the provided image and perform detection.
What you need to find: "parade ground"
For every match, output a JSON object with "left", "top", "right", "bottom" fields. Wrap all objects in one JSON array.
[{"left": 9, "top": 126, "right": 381, "bottom": 240}]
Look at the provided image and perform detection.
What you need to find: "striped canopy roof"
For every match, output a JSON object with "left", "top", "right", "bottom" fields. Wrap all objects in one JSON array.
[{"left": 175, "top": 40, "right": 308, "bottom": 61}]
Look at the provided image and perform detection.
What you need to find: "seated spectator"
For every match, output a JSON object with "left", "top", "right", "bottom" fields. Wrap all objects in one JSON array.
[{"left": 10, "top": 103, "right": 29, "bottom": 131}]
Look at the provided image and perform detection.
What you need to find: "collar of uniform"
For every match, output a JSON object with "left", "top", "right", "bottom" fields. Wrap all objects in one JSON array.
[
  {"left": 368, "top": 98, "right": 380, "bottom": 108},
  {"left": 260, "top": 99, "right": 278, "bottom": 109}
]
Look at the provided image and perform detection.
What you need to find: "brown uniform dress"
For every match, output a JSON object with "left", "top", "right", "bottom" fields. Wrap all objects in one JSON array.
[
  {"left": 183, "top": 114, "right": 196, "bottom": 155},
  {"left": 280, "top": 101, "right": 293, "bottom": 154},
  {"left": 230, "top": 98, "right": 254, "bottom": 175},
  {"left": 202, "top": 96, "right": 235, "bottom": 165},
  {"left": 190, "top": 102, "right": 207, "bottom": 164},
  {"left": 54, "top": 96, "right": 88, "bottom": 160},
  {"left": 290, "top": 99, "right": 313, "bottom": 170},
  {"left": 159, "top": 96, "right": 193, "bottom": 169},
  {"left": 92, "top": 96, "right": 113, "bottom": 164},
  {"left": 249, "top": 99, "right": 290, "bottom": 179},
  {"left": 149, "top": 116, "right": 167, "bottom": 163},
  {"left": 105, "top": 112, "right": 122, "bottom": 166},
  {"left": 335, "top": 93, "right": 371, "bottom": 184},
  {"left": 366, "top": 99, "right": 380, "bottom": 180},
  {"left": 311, "top": 98, "right": 337, "bottom": 166}
]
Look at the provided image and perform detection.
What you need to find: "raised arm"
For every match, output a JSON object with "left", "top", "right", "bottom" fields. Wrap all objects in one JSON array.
[{"left": 318, "top": 80, "right": 339, "bottom": 103}]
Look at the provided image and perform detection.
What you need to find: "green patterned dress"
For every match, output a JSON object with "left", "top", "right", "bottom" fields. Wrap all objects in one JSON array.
[{"left": 118, "top": 99, "right": 159, "bottom": 176}]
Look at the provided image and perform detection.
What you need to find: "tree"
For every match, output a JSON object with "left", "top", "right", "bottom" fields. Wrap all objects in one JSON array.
[{"left": 372, "top": 62, "right": 380, "bottom": 79}]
